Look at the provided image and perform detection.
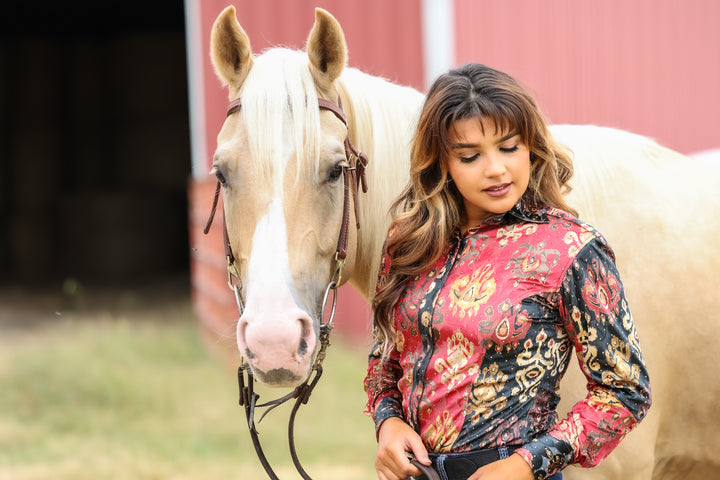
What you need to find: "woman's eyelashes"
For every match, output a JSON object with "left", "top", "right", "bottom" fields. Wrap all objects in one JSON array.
[{"left": 459, "top": 145, "right": 519, "bottom": 162}]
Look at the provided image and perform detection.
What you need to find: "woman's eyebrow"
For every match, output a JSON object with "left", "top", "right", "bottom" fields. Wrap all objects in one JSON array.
[
  {"left": 451, "top": 142, "right": 477, "bottom": 150},
  {"left": 451, "top": 131, "right": 519, "bottom": 150},
  {"left": 498, "top": 131, "right": 520, "bottom": 143}
]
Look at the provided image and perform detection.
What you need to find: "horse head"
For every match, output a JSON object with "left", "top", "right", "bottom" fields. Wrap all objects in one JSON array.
[{"left": 209, "top": 6, "right": 362, "bottom": 387}]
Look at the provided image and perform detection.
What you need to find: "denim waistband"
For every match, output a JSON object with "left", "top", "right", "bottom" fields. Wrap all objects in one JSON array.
[{"left": 412, "top": 446, "right": 519, "bottom": 480}]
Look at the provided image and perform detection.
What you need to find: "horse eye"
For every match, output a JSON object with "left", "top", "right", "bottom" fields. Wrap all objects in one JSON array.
[
  {"left": 327, "top": 163, "right": 344, "bottom": 183},
  {"left": 212, "top": 166, "right": 228, "bottom": 186}
]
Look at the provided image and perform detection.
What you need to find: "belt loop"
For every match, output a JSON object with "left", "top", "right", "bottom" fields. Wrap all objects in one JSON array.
[
  {"left": 435, "top": 454, "right": 449, "bottom": 480},
  {"left": 498, "top": 446, "right": 509, "bottom": 459}
]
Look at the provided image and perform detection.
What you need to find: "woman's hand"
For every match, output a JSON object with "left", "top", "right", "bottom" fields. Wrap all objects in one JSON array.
[
  {"left": 375, "top": 417, "right": 431, "bottom": 480},
  {"left": 467, "top": 453, "right": 534, "bottom": 480}
]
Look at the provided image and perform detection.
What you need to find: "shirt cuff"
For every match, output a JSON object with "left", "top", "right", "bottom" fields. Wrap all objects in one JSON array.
[
  {"left": 516, "top": 433, "right": 574, "bottom": 480},
  {"left": 373, "top": 395, "right": 405, "bottom": 437}
]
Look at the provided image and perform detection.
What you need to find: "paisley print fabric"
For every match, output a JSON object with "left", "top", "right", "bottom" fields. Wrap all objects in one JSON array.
[{"left": 364, "top": 198, "right": 651, "bottom": 480}]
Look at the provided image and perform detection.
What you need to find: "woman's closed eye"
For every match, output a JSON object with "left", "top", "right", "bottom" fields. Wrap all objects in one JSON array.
[
  {"left": 460, "top": 145, "right": 517, "bottom": 162},
  {"left": 459, "top": 153, "right": 480, "bottom": 163}
]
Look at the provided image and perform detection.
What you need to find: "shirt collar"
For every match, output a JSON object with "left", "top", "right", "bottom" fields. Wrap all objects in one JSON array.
[{"left": 464, "top": 193, "right": 551, "bottom": 233}]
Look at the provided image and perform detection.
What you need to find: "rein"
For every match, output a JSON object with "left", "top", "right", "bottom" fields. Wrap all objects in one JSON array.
[{"left": 203, "top": 94, "right": 368, "bottom": 479}]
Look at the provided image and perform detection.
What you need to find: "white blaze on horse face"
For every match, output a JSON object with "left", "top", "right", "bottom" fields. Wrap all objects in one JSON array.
[{"left": 236, "top": 133, "right": 316, "bottom": 388}]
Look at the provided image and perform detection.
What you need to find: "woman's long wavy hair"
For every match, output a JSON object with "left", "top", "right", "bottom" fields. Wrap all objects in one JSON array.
[{"left": 372, "top": 63, "right": 577, "bottom": 349}]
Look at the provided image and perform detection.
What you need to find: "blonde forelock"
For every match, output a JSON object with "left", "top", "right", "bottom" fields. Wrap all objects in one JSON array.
[{"left": 239, "top": 49, "right": 321, "bottom": 184}]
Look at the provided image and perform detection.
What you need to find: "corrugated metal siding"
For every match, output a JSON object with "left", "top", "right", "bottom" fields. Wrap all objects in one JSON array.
[{"left": 454, "top": 0, "right": 720, "bottom": 154}]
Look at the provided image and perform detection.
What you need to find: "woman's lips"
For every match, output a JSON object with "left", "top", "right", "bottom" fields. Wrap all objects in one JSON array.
[{"left": 483, "top": 183, "right": 511, "bottom": 197}]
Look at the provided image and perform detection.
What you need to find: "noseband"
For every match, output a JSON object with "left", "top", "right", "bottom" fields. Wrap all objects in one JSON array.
[{"left": 203, "top": 95, "right": 368, "bottom": 479}]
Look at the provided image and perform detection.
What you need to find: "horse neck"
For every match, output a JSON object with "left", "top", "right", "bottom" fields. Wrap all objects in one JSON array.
[{"left": 336, "top": 70, "right": 423, "bottom": 300}]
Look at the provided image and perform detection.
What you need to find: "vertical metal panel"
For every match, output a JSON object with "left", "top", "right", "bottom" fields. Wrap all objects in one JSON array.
[
  {"left": 453, "top": 0, "right": 720, "bottom": 154},
  {"left": 422, "top": 0, "right": 455, "bottom": 87},
  {"left": 184, "top": 0, "right": 208, "bottom": 179}
]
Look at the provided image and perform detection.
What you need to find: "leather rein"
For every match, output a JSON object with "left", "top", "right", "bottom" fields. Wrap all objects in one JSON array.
[{"left": 202, "top": 95, "right": 368, "bottom": 479}]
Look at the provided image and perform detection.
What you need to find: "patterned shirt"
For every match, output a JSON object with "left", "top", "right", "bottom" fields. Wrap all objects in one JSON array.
[{"left": 364, "top": 197, "right": 651, "bottom": 480}]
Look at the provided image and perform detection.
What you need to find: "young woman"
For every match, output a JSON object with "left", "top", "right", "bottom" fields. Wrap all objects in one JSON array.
[{"left": 364, "top": 63, "right": 651, "bottom": 480}]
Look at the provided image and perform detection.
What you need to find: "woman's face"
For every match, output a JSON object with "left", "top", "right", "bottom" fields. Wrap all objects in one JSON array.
[{"left": 447, "top": 116, "right": 530, "bottom": 228}]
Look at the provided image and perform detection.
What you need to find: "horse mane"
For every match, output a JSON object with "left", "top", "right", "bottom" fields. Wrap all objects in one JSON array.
[{"left": 336, "top": 68, "right": 423, "bottom": 297}]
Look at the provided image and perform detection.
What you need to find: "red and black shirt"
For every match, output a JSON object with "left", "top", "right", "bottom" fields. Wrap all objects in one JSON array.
[{"left": 364, "top": 197, "right": 651, "bottom": 479}]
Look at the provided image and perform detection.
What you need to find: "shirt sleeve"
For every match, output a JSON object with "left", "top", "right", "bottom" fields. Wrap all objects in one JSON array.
[
  {"left": 363, "top": 233, "right": 406, "bottom": 435},
  {"left": 515, "top": 238, "right": 652, "bottom": 479},
  {"left": 364, "top": 330, "right": 405, "bottom": 436}
]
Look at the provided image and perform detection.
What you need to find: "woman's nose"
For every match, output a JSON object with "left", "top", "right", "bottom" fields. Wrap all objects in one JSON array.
[{"left": 483, "top": 152, "right": 506, "bottom": 177}]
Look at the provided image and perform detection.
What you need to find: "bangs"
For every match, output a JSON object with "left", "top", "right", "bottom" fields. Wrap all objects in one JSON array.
[
  {"left": 444, "top": 98, "right": 532, "bottom": 153},
  {"left": 465, "top": 97, "right": 530, "bottom": 140}
]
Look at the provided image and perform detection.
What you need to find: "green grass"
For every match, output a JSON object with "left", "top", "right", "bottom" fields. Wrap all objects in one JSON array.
[{"left": 0, "top": 299, "right": 378, "bottom": 479}]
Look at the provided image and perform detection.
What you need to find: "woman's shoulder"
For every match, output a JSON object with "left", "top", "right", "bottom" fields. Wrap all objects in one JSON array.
[
  {"left": 512, "top": 196, "right": 606, "bottom": 244},
  {"left": 545, "top": 206, "right": 601, "bottom": 231},
  {"left": 533, "top": 206, "right": 611, "bottom": 253}
]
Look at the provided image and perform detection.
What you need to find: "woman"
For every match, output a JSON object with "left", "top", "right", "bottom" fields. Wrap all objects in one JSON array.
[{"left": 364, "top": 63, "right": 651, "bottom": 480}]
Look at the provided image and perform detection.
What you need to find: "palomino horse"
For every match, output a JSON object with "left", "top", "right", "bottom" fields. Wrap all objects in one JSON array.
[{"left": 209, "top": 6, "right": 720, "bottom": 480}]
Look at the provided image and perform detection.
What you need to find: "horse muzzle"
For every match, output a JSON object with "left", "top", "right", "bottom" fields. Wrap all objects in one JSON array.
[{"left": 237, "top": 305, "right": 317, "bottom": 387}]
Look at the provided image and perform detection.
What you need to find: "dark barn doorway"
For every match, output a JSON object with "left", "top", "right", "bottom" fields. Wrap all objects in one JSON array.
[{"left": 0, "top": 2, "right": 191, "bottom": 288}]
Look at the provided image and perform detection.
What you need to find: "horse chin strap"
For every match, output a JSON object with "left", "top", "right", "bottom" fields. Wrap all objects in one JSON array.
[{"left": 203, "top": 95, "right": 367, "bottom": 480}]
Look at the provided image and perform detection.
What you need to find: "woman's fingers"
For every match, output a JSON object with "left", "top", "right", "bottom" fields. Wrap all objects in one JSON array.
[
  {"left": 407, "top": 433, "right": 431, "bottom": 466},
  {"left": 375, "top": 417, "right": 429, "bottom": 479}
]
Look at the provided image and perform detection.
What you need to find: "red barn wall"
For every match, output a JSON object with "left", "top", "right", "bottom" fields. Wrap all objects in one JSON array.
[{"left": 454, "top": 0, "right": 720, "bottom": 155}]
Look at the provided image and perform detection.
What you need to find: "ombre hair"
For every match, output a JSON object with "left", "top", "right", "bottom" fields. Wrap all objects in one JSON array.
[{"left": 372, "top": 63, "right": 577, "bottom": 348}]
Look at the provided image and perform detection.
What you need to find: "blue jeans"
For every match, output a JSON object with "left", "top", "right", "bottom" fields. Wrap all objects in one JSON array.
[
  {"left": 416, "top": 472, "right": 561, "bottom": 480},
  {"left": 410, "top": 445, "right": 563, "bottom": 480}
]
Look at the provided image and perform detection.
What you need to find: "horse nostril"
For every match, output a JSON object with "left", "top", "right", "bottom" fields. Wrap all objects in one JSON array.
[
  {"left": 237, "top": 317, "right": 255, "bottom": 360},
  {"left": 298, "top": 338, "right": 308, "bottom": 356},
  {"left": 296, "top": 315, "right": 314, "bottom": 359}
]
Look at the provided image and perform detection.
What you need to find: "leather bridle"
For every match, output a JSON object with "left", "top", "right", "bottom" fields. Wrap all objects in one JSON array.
[{"left": 202, "top": 94, "right": 368, "bottom": 479}]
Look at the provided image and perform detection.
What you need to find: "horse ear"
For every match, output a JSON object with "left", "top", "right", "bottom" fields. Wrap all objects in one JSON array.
[
  {"left": 210, "top": 6, "right": 253, "bottom": 95},
  {"left": 306, "top": 8, "right": 347, "bottom": 91}
]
